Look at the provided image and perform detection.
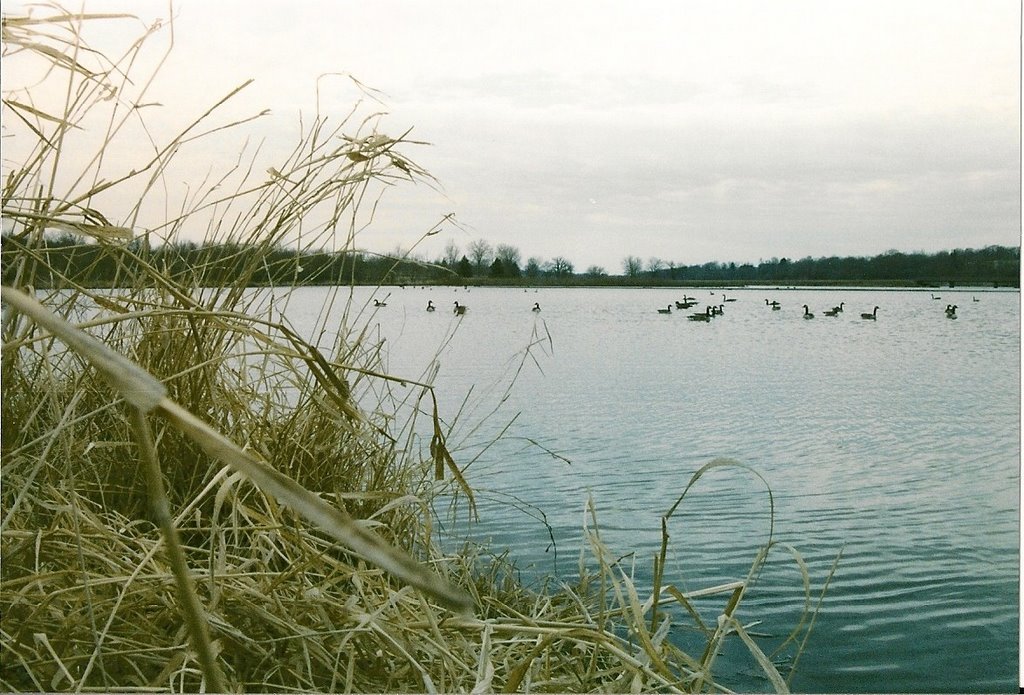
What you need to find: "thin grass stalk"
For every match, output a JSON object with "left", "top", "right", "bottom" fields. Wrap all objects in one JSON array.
[
  {"left": 650, "top": 515, "right": 669, "bottom": 634},
  {"left": 786, "top": 547, "right": 844, "bottom": 687},
  {"left": 128, "top": 405, "right": 227, "bottom": 693}
]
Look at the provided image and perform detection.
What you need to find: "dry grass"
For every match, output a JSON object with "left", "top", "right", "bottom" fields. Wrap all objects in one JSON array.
[{"left": 1, "top": 6, "right": 835, "bottom": 692}]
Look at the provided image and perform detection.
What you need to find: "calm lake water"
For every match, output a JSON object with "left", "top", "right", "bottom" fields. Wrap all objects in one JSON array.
[{"left": 280, "top": 284, "right": 1019, "bottom": 693}]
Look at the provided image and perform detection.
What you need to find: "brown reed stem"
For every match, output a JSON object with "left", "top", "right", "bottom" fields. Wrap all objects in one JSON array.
[{"left": 129, "top": 406, "right": 227, "bottom": 693}]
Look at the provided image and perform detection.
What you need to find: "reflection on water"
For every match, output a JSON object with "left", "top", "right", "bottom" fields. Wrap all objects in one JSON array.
[{"left": 285, "top": 285, "right": 1019, "bottom": 693}]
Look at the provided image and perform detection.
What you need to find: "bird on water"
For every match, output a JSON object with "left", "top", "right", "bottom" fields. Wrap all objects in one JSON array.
[
  {"left": 803, "top": 305, "right": 815, "bottom": 319},
  {"left": 453, "top": 301, "right": 467, "bottom": 315},
  {"left": 860, "top": 306, "right": 879, "bottom": 320},
  {"left": 532, "top": 302, "right": 541, "bottom": 312},
  {"left": 657, "top": 305, "right": 672, "bottom": 314},
  {"left": 426, "top": 300, "right": 435, "bottom": 312}
]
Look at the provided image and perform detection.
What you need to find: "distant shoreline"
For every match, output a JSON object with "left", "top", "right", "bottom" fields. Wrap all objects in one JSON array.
[{"left": 57, "top": 281, "right": 1020, "bottom": 292}]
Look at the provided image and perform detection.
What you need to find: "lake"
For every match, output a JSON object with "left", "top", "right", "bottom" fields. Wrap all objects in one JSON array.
[{"left": 280, "top": 284, "right": 1019, "bottom": 693}]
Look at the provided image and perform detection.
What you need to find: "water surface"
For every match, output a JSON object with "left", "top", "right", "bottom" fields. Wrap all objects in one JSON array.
[{"left": 285, "top": 285, "right": 1019, "bottom": 693}]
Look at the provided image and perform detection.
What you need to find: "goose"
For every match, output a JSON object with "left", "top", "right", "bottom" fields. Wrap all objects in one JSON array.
[
  {"left": 532, "top": 302, "right": 542, "bottom": 312},
  {"left": 453, "top": 301, "right": 467, "bottom": 315},
  {"left": 802, "top": 304, "right": 815, "bottom": 319},
  {"left": 823, "top": 302, "right": 844, "bottom": 316},
  {"left": 723, "top": 294, "right": 737, "bottom": 302},
  {"left": 945, "top": 304, "right": 958, "bottom": 318},
  {"left": 973, "top": 296, "right": 980, "bottom": 302},
  {"left": 860, "top": 306, "right": 879, "bottom": 320},
  {"left": 688, "top": 306, "right": 713, "bottom": 321},
  {"left": 765, "top": 299, "right": 782, "bottom": 310},
  {"left": 931, "top": 293, "right": 941, "bottom": 300},
  {"left": 676, "top": 300, "right": 698, "bottom": 309},
  {"left": 832, "top": 302, "right": 845, "bottom": 313},
  {"left": 426, "top": 300, "right": 436, "bottom": 312},
  {"left": 373, "top": 298, "right": 387, "bottom": 307},
  {"left": 657, "top": 305, "right": 672, "bottom": 314}
]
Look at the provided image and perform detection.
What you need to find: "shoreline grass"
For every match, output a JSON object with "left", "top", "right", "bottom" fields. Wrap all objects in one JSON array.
[{"left": 2, "top": 7, "right": 836, "bottom": 692}]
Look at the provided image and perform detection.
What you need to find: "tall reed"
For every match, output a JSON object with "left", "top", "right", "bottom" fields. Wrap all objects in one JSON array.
[{"left": 1, "top": 6, "right": 835, "bottom": 692}]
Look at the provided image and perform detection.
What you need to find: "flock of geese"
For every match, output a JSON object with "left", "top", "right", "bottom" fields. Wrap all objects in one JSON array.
[
  {"left": 654, "top": 292, "right": 977, "bottom": 321},
  {"left": 375, "top": 292, "right": 978, "bottom": 319},
  {"left": 649, "top": 294, "right": 878, "bottom": 321},
  {"left": 418, "top": 299, "right": 542, "bottom": 315}
]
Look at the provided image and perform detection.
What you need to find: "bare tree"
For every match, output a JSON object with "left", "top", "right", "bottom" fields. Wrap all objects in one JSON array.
[
  {"left": 622, "top": 255, "right": 644, "bottom": 277},
  {"left": 443, "top": 240, "right": 460, "bottom": 267},
  {"left": 525, "top": 257, "right": 543, "bottom": 278},
  {"left": 546, "top": 256, "right": 574, "bottom": 277},
  {"left": 494, "top": 244, "right": 522, "bottom": 275},
  {"left": 468, "top": 238, "right": 492, "bottom": 272},
  {"left": 648, "top": 257, "right": 665, "bottom": 276},
  {"left": 585, "top": 265, "right": 607, "bottom": 277}
]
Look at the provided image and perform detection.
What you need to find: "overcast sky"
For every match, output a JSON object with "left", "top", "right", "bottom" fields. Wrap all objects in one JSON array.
[{"left": 5, "top": 0, "right": 1021, "bottom": 271}]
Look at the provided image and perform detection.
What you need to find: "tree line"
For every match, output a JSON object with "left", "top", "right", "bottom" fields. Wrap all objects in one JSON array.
[{"left": 2, "top": 231, "right": 1018, "bottom": 288}]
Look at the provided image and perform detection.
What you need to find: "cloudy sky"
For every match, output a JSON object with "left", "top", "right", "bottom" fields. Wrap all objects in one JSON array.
[{"left": 5, "top": 0, "right": 1020, "bottom": 271}]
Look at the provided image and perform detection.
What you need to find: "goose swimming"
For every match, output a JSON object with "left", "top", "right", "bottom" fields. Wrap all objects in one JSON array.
[
  {"left": 860, "top": 306, "right": 879, "bottom": 320},
  {"left": 657, "top": 305, "right": 672, "bottom": 314},
  {"left": 688, "top": 306, "right": 713, "bottom": 321},
  {"left": 426, "top": 300, "right": 435, "bottom": 312},
  {"left": 532, "top": 302, "right": 541, "bottom": 312},
  {"left": 453, "top": 301, "right": 467, "bottom": 315},
  {"left": 803, "top": 304, "right": 815, "bottom": 319}
]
